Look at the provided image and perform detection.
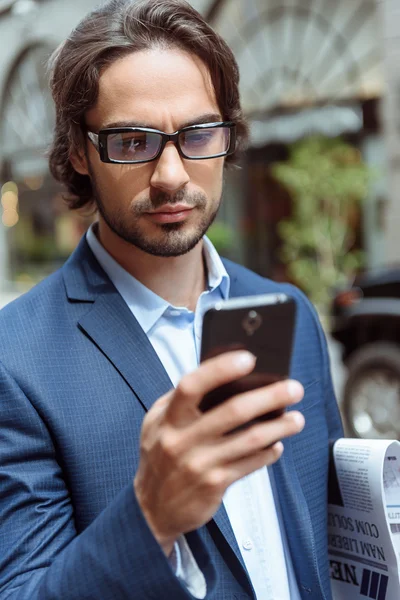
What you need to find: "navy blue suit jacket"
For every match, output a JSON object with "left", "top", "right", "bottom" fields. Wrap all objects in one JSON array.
[{"left": 0, "top": 237, "right": 343, "bottom": 599}]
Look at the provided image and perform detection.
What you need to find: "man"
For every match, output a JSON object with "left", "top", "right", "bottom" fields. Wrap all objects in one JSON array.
[{"left": 0, "top": 1, "right": 343, "bottom": 598}]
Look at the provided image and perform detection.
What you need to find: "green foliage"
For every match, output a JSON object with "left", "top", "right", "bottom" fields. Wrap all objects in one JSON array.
[
  {"left": 271, "top": 135, "right": 371, "bottom": 315},
  {"left": 207, "top": 221, "right": 235, "bottom": 255}
]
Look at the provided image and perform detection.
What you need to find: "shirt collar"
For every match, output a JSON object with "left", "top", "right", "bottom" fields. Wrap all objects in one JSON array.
[
  {"left": 86, "top": 224, "right": 230, "bottom": 334},
  {"left": 202, "top": 235, "right": 230, "bottom": 299}
]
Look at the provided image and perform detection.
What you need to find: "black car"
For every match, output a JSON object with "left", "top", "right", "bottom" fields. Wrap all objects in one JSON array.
[{"left": 331, "top": 267, "right": 400, "bottom": 440}]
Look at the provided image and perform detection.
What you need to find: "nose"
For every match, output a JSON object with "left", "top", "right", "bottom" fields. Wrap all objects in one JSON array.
[{"left": 150, "top": 142, "right": 190, "bottom": 194}]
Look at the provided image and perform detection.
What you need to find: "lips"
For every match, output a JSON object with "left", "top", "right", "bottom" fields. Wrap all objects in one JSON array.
[
  {"left": 151, "top": 204, "right": 194, "bottom": 214},
  {"left": 145, "top": 204, "right": 194, "bottom": 224}
]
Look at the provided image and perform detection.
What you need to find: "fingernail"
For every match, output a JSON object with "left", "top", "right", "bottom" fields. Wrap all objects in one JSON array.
[
  {"left": 233, "top": 351, "right": 256, "bottom": 370},
  {"left": 287, "top": 380, "right": 304, "bottom": 401}
]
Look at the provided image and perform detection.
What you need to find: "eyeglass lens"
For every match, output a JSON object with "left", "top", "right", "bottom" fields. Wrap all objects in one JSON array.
[
  {"left": 106, "top": 127, "right": 230, "bottom": 162},
  {"left": 108, "top": 131, "right": 161, "bottom": 162},
  {"left": 179, "top": 127, "right": 230, "bottom": 158}
]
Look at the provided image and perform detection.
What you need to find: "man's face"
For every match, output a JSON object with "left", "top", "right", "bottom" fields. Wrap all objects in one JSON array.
[{"left": 76, "top": 47, "right": 226, "bottom": 257}]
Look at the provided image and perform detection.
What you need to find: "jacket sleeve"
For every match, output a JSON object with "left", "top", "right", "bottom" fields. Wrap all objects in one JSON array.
[
  {"left": 285, "top": 283, "right": 344, "bottom": 442},
  {"left": 311, "top": 302, "right": 344, "bottom": 443},
  {"left": 0, "top": 360, "right": 216, "bottom": 600}
]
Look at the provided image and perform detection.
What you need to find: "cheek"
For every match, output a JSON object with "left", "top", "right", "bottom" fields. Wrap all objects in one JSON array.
[
  {"left": 93, "top": 163, "right": 153, "bottom": 199},
  {"left": 190, "top": 161, "right": 224, "bottom": 198}
]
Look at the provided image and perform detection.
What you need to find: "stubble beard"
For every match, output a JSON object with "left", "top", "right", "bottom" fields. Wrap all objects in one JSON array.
[{"left": 89, "top": 167, "right": 220, "bottom": 258}]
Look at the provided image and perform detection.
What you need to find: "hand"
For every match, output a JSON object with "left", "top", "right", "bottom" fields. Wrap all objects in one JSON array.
[{"left": 133, "top": 351, "right": 305, "bottom": 556}]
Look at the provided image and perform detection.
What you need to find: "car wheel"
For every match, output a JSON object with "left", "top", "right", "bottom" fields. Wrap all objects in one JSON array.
[{"left": 343, "top": 342, "right": 400, "bottom": 439}]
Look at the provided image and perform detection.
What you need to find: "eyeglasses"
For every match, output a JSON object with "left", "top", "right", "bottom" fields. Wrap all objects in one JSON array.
[{"left": 87, "top": 121, "right": 236, "bottom": 164}]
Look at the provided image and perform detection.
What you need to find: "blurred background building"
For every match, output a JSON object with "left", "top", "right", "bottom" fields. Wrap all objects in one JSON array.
[
  {"left": 1, "top": 0, "right": 400, "bottom": 436},
  {"left": 0, "top": 0, "right": 98, "bottom": 300},
  {"left": 0, "top": 0, "right": 395, "bottom": 294}
]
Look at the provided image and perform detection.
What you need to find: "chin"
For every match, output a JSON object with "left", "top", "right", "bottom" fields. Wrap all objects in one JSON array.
[{"left": 137, "top": 228, "right": 205, "bottom": 258}]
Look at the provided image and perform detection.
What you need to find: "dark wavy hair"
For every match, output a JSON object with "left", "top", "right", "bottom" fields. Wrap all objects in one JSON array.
[{"left": 48, "top": 0, "right": 249, "bottom": 211}]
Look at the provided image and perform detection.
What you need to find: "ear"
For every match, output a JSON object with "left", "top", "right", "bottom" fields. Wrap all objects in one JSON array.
[{"left": 70, "top": 148, "right": 89, "bottom": 176}]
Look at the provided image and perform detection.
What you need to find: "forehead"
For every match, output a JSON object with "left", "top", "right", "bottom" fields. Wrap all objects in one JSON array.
[{"left": 85, "top": 47, "right": 220, "bottom": 130}]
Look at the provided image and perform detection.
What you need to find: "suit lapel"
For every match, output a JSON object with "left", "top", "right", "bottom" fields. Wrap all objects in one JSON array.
[
  {"left": 63, "top": 237, "right": 173, "bottom": 411},
  {"left": 271, "top": 443, "right": 320, "bottom": 596},
  {"left": 78, "top": 291, "right": 173, "bottom": 411},
  {"left": 211, "top": 504, "right": 248, "bottom": 572}
]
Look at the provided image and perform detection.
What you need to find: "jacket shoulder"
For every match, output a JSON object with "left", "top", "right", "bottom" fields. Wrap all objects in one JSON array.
[
  {"left": 223, "top": 258, "right": 315, "bottom": 308},
  {"left": 0, "top": 269, "right": 70, "bottom": 368},
  {"left": 0, "top": 269, "right": 65, "bottom": 322}
]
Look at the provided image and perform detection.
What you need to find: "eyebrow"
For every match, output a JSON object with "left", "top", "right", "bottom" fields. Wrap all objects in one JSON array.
[{"left": 101, "top": 113, "right": 223, "bottom": 130}]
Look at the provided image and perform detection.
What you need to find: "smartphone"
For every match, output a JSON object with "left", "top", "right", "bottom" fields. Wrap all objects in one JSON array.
[{"left": 199, "top": 293, "right": 296, "bottom": 426}]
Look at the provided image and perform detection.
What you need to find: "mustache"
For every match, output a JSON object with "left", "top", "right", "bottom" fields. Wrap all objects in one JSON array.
[{"left": 132, "top": 189, "right": 207, "bottom": 213}]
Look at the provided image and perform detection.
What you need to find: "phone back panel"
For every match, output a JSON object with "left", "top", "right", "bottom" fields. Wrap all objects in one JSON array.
[{"left": 199, "top": 294, "right": 296, "bottom": 418}]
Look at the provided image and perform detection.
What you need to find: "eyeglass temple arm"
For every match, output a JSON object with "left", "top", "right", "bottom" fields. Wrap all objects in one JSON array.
[{"left": 87, "top": 131, "right": 99, "bottom": 150}]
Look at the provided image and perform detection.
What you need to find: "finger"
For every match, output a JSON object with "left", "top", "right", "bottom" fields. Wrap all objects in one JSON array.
[
  {"left": 206, "top": 410, "right": 305, "bottom": 465},
  {"left": 194, "top": 379, "right": 304, "bottom": 438},
  {"left": 224, "top": 441, "right": 285, "bottom": 485},
  {"left": 167, "top": 351, "right": 256, "bottom": 422},
  {"left": 203, "top": 442, "right": 286, "bottom": 491}
]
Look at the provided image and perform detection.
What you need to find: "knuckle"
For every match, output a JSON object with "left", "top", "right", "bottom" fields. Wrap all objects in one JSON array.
[
  {"left": 203, "top": 469, "right": 226, "bottom": 491},
  {"left": 228, "top": 399, "right": 247, "bottom": 423},
  {"left": 160, "top": 430, "right": 181, "bottom": 460},
  {"left": 246, "top": 425, "right": 266, "bottom": 449},
  {"left": 182, "top": 457, "right": 203, "bottom": 480}
]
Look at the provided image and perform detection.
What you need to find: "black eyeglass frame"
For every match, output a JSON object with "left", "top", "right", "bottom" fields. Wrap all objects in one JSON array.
[{"left": 86, "top": 121, "right": 236, "bottom": 164}]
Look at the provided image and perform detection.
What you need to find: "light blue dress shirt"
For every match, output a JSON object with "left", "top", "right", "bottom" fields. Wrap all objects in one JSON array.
[{"left": 86, "top": 225, "right": 301, "bottom": 600}]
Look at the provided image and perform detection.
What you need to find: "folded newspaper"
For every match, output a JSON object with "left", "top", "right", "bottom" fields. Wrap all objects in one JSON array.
[{"left": 328, "top": 438, "right": 400, "bottom": 600}]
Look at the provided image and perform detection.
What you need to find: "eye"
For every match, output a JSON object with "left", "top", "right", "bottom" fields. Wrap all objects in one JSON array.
[
  {"left": 184, "top": 131, "right": 214, "bottom": 146},
  {"left": 106, "top": 131, "right": 162, "bottom": 161},
  {"left": 108, "top": 133, "right": 148, "bottom": 158},
  {"left": 121, "top": 135, "right": 146, "bottom": 151}
]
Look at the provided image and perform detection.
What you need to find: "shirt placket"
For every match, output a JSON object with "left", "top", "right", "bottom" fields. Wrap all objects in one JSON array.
[{"left": 242, "top": 473, "right": 275, "bottom": 598}]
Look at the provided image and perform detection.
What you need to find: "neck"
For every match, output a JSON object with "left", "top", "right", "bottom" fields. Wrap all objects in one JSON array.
[{"left": 96, "top": 222, "right": 207, "bottom": 311}]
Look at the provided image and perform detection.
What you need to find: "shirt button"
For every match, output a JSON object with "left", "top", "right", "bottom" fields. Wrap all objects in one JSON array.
[{"left": 242, "top": 538, "right": 253, "bottom": 551}]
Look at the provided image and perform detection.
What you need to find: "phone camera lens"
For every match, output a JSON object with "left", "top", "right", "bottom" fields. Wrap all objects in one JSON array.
[
  {"left": 248, "top": 310, "right": 258, "bottom": 324},
  {"left": 242, "top": 310, "right": 262, "bottom": 336}
]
